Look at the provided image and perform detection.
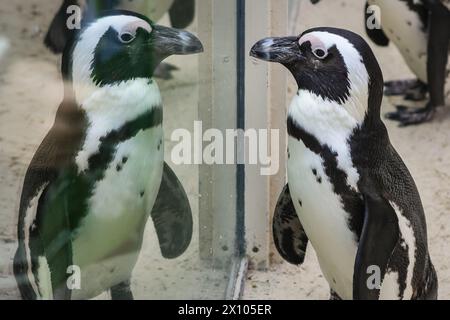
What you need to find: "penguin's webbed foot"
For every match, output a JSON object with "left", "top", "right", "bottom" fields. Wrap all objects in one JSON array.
[
  {"left": 329, "top": 289, "right": 342, "bottom": 300},
  {"left": 385, "top": 103, "right": 436, "bottom": 127},
  {"left": 154, "top": 63, "right": 179, "bottom": 80},
  {"left": 384, "top": 79, "right": 427, "bottom": 101},
  {"left": 110, "top": 280, "right": 134, "bottom": 300}
]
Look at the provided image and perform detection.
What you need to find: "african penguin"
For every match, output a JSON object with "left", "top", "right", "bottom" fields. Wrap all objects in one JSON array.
[
  {"left": 14, "top": 10, "right": 203, "bottom": 300},
  {"left": 44, "top": 0, "right": 195, "bottom": 79},
  {"left": 251, "top": 27, "right": 437, "bottom": 300}
]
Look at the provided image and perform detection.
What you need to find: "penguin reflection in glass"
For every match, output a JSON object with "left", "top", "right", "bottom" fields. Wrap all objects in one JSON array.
[
  {"left": 45, "top": 0, "right": 195, "bottom": 79},
  {"left": 313, "top": 0, "right": 450, "bottom": 126},
  {"left": 251, "top": 28, "right": 437, "bottom": 299},
  {"left": 14, "top": 10, "right": 202, "bottom": 300}
]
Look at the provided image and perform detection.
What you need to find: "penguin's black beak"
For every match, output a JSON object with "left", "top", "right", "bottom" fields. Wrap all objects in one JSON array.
[
  {"left": 152, "top": 25, "right": 204, "bottom": 57},
  {"left": 250, "top": 36, "right": 300, "bottom": 64}
]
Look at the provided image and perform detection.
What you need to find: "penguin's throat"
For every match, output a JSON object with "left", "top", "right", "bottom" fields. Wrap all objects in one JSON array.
[
  {"left": 289, "top": 90, "right": 364, "bottom": 138},
  {"left": 71, "top": 77, "right": 160, "bottom": 110}
]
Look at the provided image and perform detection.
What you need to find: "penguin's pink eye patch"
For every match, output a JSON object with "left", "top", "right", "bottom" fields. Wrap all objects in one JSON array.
[
  {"left": 299, "top": 34, "right": 329, "bottom": 59},
  {"left": 119, "top": 20, "right": 153, "bottom": 44}
]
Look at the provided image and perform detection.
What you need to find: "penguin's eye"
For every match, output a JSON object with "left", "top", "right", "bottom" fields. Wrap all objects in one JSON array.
[
  {"left": 119, "top": 32, "right": 135, "bottom": 44},
  {"left": 312, "top": 48, "right": 328, "bottom": 59}
]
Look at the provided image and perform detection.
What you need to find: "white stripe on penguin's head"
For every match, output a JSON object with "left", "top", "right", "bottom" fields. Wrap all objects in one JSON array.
[
  {"left": 71, "top": 14, "right": 153, "bottom": 85},
  {"left": 297, "top": 30, "right": 371, "bottom": 124}
]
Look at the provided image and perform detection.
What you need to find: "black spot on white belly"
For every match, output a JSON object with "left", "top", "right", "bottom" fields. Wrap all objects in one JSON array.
[
  {"left": 298, "top": 199, "right": 302, "bottom": 207},
  {"left": 157, "top": 139, "right": 163, "bottom": 151},
  {"left": 311, "top": 168, "right": 322, "bottom": 183},
  {"left": 140, "top": 191, "right": 145, "bottom": 198},
  {"left": 122, "top": 156, "right": 128, "bottom": 164},
  {"left": 116, "top": 164, "right": 122, "bottom": 172}
]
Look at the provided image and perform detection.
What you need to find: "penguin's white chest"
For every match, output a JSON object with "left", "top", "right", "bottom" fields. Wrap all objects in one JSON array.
[
  {"left": 71, "top": 125, "right": 164, "bottom": 299},
  {"left": 287, "top": 136, "right": 358, "bottom": 300}
]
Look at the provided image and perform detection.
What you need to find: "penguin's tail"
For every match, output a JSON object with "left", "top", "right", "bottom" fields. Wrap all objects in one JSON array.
[{"left": 417, "top": 257, "right": 438, "bottom": 300}]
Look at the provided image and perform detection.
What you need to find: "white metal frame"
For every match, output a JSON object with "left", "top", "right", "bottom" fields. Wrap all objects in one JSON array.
[
  {"left": 197, "top": 0, "right": 289, "bottom": 291},
  {"left": 197, "top": 0, "right": 238, "bottom": 268},
  {"left": 244, "top": 0, "right": 289, "bottom": 270}
]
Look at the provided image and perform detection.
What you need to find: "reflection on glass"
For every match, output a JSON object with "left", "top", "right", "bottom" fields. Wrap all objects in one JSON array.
[{"left": 0, "top": 0, "right": 239, "bottom": 300}]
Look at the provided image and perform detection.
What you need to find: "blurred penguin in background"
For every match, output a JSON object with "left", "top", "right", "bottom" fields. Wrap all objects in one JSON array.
[{"left": 311, "top": 0, "right": 450, "bottom": 126}]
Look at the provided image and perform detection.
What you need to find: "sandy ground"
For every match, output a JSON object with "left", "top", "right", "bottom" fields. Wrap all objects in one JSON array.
[
  {"left": 243, "top": 0, "right": 450, "bottom": 300},
  {"left": 0, "top": 1, "right": 232, "bottom": 300}
]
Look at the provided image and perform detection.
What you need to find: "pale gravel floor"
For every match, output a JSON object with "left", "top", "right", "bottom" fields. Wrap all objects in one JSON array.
[{"left": 243, "top": 0, "right": 450, "bottom": 300}]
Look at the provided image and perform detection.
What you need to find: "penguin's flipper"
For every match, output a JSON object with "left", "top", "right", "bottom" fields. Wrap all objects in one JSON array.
[
  {"left": 150, "top": 162, "right": 193, "bottom": 259},
  {"left": 364, "top": 2, "right": 390, "bottom": 47},
  {"left": 353, "top": 195, "right": 399, "bottom": 300},
  {"left": 35, "top": 182, "right": 75, "bottom": 300},
  {"left": 14, "top": 179, "right": 51, "bottom": 300},
  {"left": 273, "top": 184, "right": 308, "bottom": 265},
  {"left": 44, "top": 0, "right": 80, "bottom": 53},
  {"left": 169, "top": 0, "right": 195, "bottom": 29}
]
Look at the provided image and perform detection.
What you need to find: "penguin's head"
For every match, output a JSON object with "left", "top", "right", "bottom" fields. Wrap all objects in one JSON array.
[
  {"left": 64, "top": 10, "right": 203, "bottom": 87},
  {"left": 250, "top": 27, "right": 384, "bottom": 121}
]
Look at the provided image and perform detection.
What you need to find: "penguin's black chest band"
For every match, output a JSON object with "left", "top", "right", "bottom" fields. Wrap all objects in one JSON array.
[
  {"left": 87, "top": 107, "right": 163, "bottom": 174},
  {"left": 287, "top": 116, "right": 364, "bottom": 239}
]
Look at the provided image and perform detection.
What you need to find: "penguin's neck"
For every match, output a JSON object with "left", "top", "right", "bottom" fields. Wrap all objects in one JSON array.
[
  {"left": 73, "top": 78, "right": 160, "bottom": 128},
  {"left": 288, "top": 89, "right": 363, "bottom": 148}
]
